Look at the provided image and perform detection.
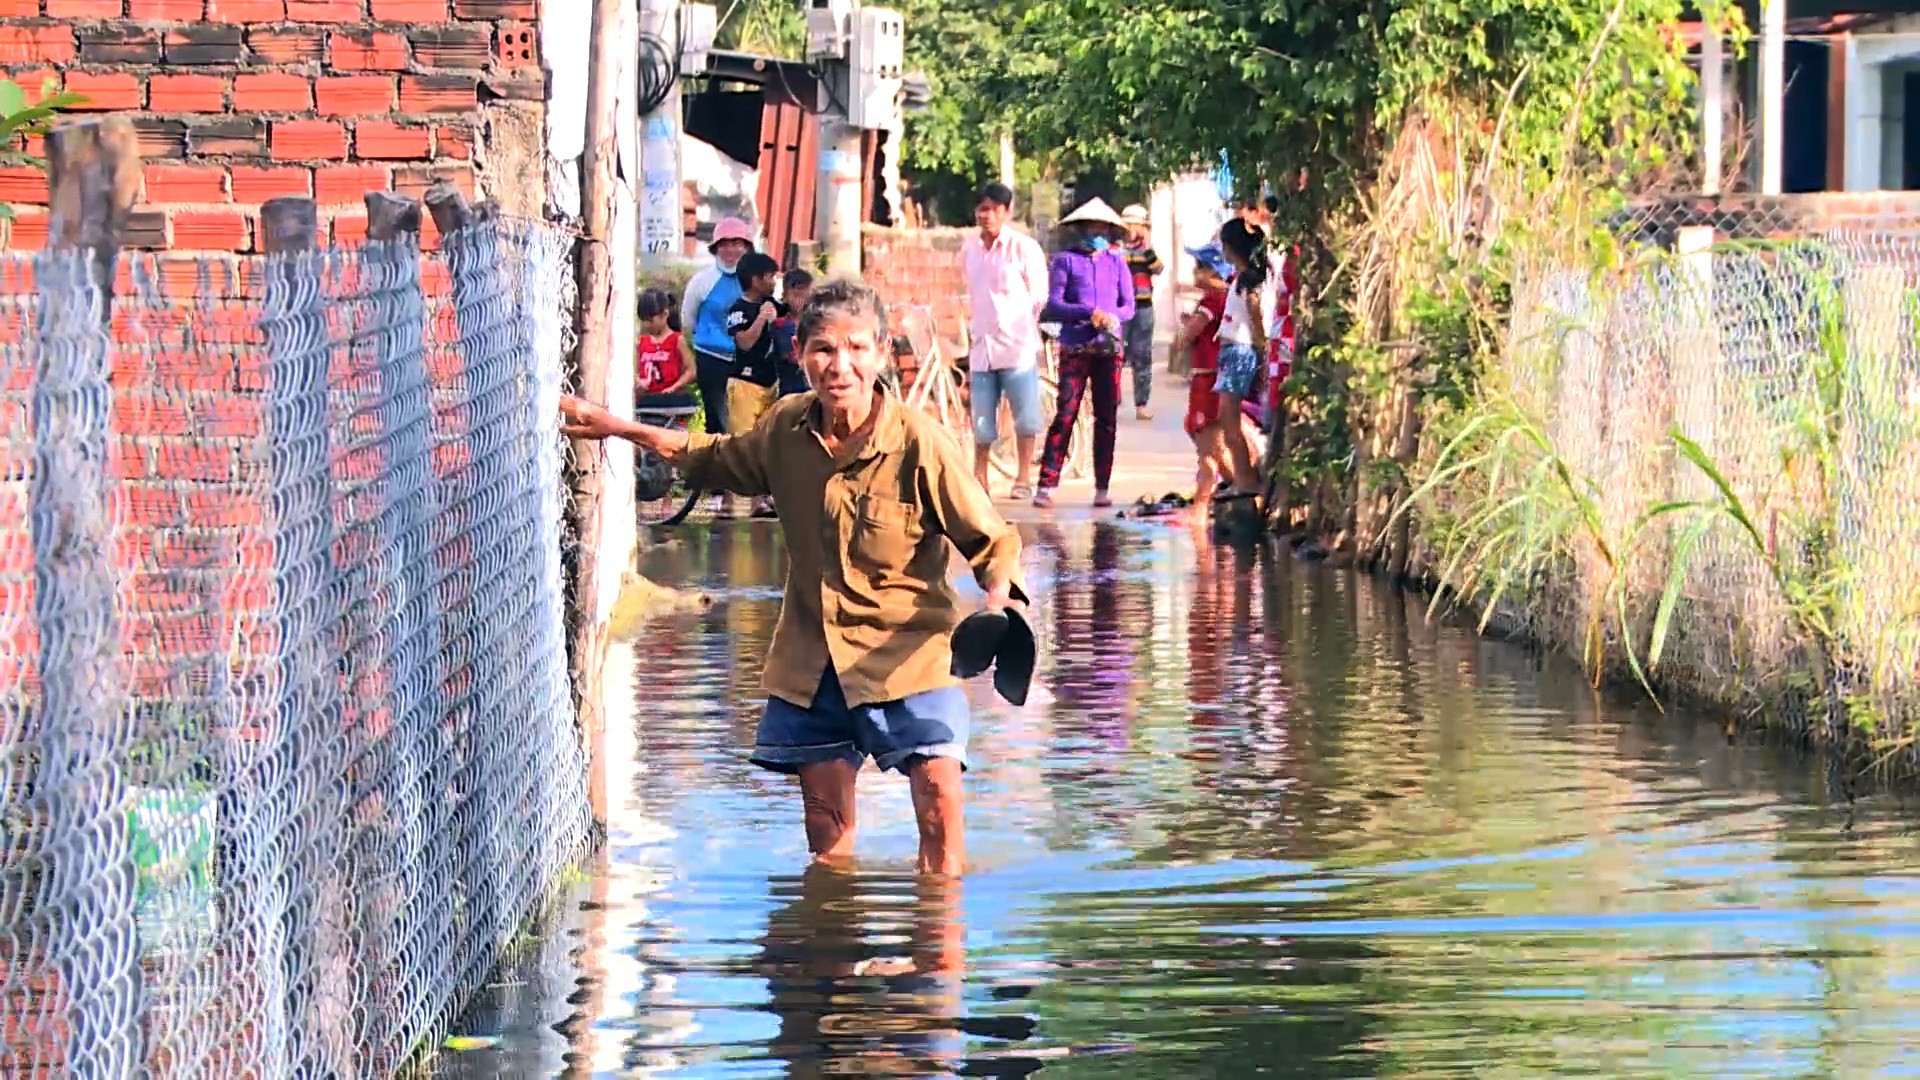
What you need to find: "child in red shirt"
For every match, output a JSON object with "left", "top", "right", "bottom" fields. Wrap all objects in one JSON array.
[
  {"left": 636, "top": 288, "right": 695, "bottom": 410},
  {"left": 1178, "top": 245, "right": 1234, "bottom": 514}
]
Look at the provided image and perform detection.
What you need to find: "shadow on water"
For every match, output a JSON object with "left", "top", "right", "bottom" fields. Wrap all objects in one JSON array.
[{"left": 438, "top": 519, "right": 1920, "bottom": 1078}]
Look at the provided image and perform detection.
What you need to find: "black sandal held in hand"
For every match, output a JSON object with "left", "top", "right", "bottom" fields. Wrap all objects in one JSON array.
[{"left": 950, "top": 606, "right": 1036, "bottom": 706}]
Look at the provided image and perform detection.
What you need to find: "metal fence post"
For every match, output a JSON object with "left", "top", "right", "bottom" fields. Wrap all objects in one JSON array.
[{"left": 31, "top": 116, "right": 142, "bottom": 1079}]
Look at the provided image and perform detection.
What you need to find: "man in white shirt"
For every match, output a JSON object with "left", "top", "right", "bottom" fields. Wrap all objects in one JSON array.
[{"left": 960, "top": 182, "right": 1049, "bottom": 498}]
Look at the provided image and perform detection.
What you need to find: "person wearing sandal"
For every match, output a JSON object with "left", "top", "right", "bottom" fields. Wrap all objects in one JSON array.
[
  {"left": 1034, "top": 198, "right": 1134, "bottom": 510},
  {"left": 1213, "top": 218, "right": 1275, "bottom": 501},
  {"left": 960, "top": 182, "right": 1048, "bottom": 501}
]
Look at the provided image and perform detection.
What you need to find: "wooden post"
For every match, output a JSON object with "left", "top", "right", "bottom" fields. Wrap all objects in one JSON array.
[
  {"left": 363, "top": 189, "right": 462, "bottom": 1043},
  {"left": 364, "top": 189, "right": 422, "bottom": 243},
  {"left": 423, "top": 182, "right": 523, "bottom": 941},
  {"left": 33, "top": 114, "right": 143, "bottom": 1075},
  {"left": 570, "top": 0, "right": 623, "bottom": 820},
  {"left": 45, "top": 116, "right": 139, "bottom": 300}
]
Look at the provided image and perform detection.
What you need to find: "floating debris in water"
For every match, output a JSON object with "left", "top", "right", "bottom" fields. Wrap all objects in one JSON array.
[
  {"left": 441, "top": 1035, "right": 499, "bottom": 1052},
  {"left": 608, "top": 571, "right": 712, "bottom": 637}
]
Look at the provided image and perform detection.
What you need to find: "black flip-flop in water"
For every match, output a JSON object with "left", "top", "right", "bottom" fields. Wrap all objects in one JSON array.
[{"left": 1122, "top": 492, "right": 1192, "bottom": 519}]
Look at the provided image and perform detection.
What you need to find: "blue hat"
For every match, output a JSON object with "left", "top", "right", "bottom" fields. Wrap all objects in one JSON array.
[{"left": 1186, "top": 242, "right": 1232, "bottom": 280}]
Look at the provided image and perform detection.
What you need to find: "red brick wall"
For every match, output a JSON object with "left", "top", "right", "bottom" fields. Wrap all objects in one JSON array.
[
  {"left": 862, "top": 225, "right": 971, "bottom": 390},
  {"left": 0, "top": 0, "right": 545, "bottom": 252}
]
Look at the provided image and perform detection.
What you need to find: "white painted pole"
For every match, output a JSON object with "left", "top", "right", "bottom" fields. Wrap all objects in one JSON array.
[
  {"left": 816, "top": 64, "right": 864, "bottom": 273},
  {"left": 1701, "top": 19, "right": 1723, "bottom": 195},
  {"left": 1759, "top": 0, "right": 1785, "bottom": 194},
  {"left": 639, "top": 0, "right": 683, "bottom": 268}
]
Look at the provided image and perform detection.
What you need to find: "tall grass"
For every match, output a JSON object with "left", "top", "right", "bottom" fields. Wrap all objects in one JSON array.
[{"left": 1400, "top": 237, "right": 1920, "bottom": 760}]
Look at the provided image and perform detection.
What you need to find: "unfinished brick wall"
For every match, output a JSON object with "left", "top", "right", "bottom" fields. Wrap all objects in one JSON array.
[
  {"left": 862, "top": 225, "right": 972, "bottom": 391},
  {"left": 0, "top": 0, "right": 546, "bottom": 252}
]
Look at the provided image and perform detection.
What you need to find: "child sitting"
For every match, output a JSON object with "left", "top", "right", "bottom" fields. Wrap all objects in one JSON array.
[{"left": 636, "top": 287, "right": 696, "bottom": 410}]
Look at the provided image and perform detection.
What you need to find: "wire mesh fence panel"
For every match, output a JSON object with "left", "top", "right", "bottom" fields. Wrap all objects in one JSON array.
[
  {"left": 1496, "top": 232, "right": 1920, "bottom": 743},
  {"left": 0, "top": 217, "right": 590, "bottom": 1078}
]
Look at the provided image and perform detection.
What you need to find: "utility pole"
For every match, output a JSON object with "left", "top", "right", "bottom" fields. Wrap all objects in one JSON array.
[
  {"left": 641, "top": 1, "right": 713, "bottom": 267},
  {"left": 807, "top": 0, "right": 902, "bottom": 273},
  {"left": 639, "top": 0, "right": 682, "bottom": 268},
  {"left": 815, "top": 75, "right": 864, "bottom": 272}
]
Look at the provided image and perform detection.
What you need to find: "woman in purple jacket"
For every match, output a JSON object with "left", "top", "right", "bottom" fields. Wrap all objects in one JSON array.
[{"left": 1034, "top": 198, "right": 1135, "bottom": 509}]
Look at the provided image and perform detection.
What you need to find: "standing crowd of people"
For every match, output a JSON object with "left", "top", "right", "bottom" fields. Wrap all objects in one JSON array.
[
  {"left": 959, "top": 184, "right": 1295, "bottom": 517},
  {"left": 635, "top": 190, "right": 1294, "bottom": 522},
  {"left": 636, "top": 216, "right": 817, "bottom": 518}
]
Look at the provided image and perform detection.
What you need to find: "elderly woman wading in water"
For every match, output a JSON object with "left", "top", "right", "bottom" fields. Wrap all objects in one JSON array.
[{"left": 559, "top": 279, "right": 1028, "bottom": 876}]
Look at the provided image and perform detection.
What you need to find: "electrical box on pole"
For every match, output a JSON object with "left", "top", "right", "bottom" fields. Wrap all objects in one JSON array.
[
  {"left": 847, "top": 6, "right": 903, "bottom": 130},
  {"left": 680, "top": 2, "right": 717, "bottom": 75},
  {"left": 806, "top": 0, "right": 855, "bottom": 61}
]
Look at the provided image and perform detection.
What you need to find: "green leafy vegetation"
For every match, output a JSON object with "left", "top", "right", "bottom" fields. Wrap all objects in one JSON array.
[{"left": 0, "top": 77, "right": 83, "bottom": 221}]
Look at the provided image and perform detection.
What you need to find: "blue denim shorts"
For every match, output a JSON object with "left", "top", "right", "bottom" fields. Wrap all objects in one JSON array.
[
  {"left": 1214, "top": 343, "right": 1260, "bottom": 398},
  {"left": 969, "top": 365, "right": 1044, "bottom": 444},
  {"left": 753, "top": 667, "right": 971, "bottom": 774}
]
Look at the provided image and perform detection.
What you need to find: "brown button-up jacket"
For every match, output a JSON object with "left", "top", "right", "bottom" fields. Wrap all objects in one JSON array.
[{"left": 680, "top": 389, "right": 1025, "bottom": 709}]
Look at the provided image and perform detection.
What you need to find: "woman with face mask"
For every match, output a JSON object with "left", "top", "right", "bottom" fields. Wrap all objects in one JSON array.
[
  {"left": 680, "top": 217, "right": 758, "bottom": 443},
  {"left": 1033, "top": 198, "right": 1134, "bottom": 510}
]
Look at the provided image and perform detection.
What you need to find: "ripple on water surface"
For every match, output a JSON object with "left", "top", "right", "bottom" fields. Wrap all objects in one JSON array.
[{"left": 440, "top": 521, "right": 1920, "bottom": 1078}]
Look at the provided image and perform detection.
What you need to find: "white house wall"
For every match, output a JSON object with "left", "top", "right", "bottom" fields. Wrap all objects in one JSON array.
[{"left": 1842, "top": 20, "right": 1920, "bottom": 191}]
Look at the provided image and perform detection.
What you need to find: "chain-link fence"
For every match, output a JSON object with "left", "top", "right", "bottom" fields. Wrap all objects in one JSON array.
[
  {"left": 1498, "top": 232, "right": 1920, "bottom": 742},
  {"left": 1615, "top": 193, "right": 1920, "bottom": 248},
  {"left": 1, "top": 215, "right": 590, "bottom": 1076}
]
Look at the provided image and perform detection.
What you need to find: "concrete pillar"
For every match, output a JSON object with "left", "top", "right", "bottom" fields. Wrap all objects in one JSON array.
[
  {"left": 1759, "top": 0, "right": 1785, "bottom": 194},
  {"left": 1882, "top": 63, "right": 1908, "bottom": 191},
  {"left": 1702, "top": 22, "right": 1723, "bottom": 194},
  {"left": 1844, "top": 35, "right": 1881, "bottom": 190},
  {"left": 814, "top": 59, "right": 863, "bottom": 273}
]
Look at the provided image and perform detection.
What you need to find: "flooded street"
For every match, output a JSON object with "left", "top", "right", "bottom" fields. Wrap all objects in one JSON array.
[{"left": 444, "top": 519, "right": 1920, "bottom": 1077}]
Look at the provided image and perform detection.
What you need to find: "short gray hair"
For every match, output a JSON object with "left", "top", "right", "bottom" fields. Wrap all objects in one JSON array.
[{"left": 796, "top": 276, "right": 888, "bottom": 345}]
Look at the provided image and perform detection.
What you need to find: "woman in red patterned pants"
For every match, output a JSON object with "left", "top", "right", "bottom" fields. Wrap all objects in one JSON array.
[
  {"left": 1037, "top": 341, "right": 1124, "bottom": 497},
  {"left": 1033, "top": 198, "right": 1134, "bottom": 509}
]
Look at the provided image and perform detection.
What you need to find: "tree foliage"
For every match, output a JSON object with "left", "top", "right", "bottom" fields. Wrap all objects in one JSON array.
[
  {"left": 1008, "top": 0, "right": 1708, "bottom": 232},
  {"left": 715, "top": 0, "right": 804, "bottom": 59},
  {"left": 890, "top": 0, "right": 1042, "bottom": 178}
]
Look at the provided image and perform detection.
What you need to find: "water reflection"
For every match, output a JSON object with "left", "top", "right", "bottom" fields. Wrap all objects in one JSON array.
[
  {"left": 442, "top": 520, "right": 1920, "bottom": 1078},
  {"left": 756, "top": 867, "right": 967, "bottom": 1078}
]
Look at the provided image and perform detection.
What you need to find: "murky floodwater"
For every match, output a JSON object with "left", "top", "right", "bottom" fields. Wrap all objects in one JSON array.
[{"left": 440, "top": 519, "right": 1920, "bottom": 1078}]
